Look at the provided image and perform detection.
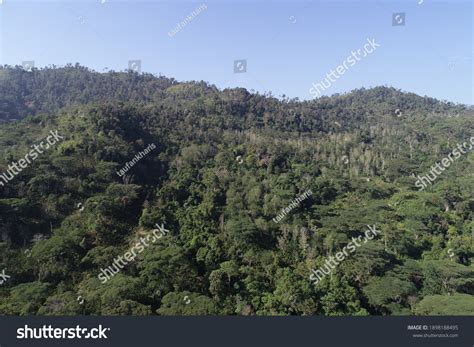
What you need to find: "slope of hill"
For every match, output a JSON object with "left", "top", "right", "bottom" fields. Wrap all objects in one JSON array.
[
  {"left": 0, "top": 66, "right": 472, "bottom": 316},
  {"left": 0, "top": 65, "right": 470, "bottom": 125}
]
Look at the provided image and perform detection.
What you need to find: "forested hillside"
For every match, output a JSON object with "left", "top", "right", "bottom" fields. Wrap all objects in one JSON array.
[{"left": 0, "top": 66, "right": 473, "bottom": 316}]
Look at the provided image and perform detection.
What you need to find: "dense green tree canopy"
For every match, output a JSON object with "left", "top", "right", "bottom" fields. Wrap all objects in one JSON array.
[{"left": 0, "top": 66, "right": 473, "bottom": 316}]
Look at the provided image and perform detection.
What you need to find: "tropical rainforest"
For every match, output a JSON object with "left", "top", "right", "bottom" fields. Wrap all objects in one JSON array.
[{"left": 0, "top": 65, "right": 473, "bottom": 316}]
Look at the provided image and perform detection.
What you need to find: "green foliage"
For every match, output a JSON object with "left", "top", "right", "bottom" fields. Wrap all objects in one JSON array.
[
  {"left": 1, "top": 282, "right": 51, "bottom": 315},
  {"left": 0, "top": 66, "right": 473, "bottom": 316},
  {"left": 415, "top": 294, "right": 474, "bottom": 315},
  {"left": 157, "top": 292, "right": 218, "bottom": 315}
]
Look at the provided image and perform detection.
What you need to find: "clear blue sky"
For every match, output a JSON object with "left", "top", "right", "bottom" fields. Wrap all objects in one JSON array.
[{"left": 0, "top": 0, "right": 472, "bottom": 104}]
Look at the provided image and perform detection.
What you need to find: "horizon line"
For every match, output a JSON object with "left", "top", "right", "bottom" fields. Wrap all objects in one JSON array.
[{"left": 1, "top": 63, "right": 473, "bottom": 107}]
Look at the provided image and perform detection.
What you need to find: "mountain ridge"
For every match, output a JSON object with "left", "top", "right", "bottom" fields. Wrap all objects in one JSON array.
[{"left": 1, "top": 65, "right": 471, "bottom": 124}]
